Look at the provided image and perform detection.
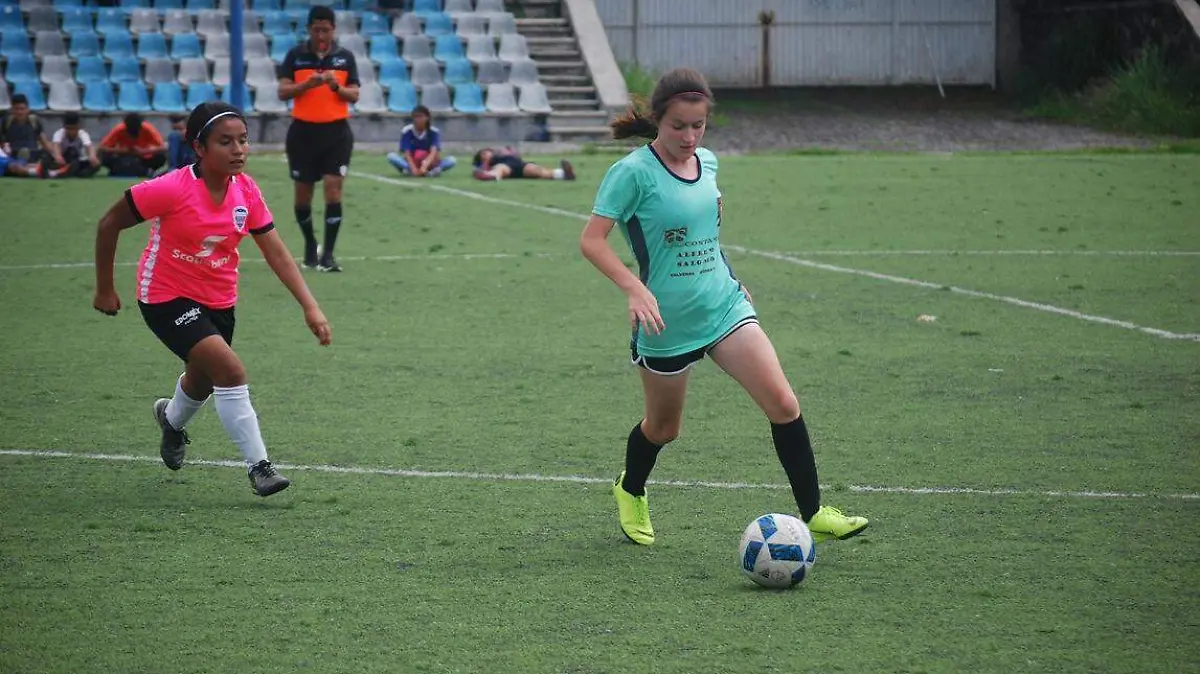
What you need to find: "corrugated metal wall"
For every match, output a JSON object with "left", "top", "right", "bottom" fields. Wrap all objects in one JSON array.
[{"left": 596, "top": 0, "right": 996, "bottom": 87}]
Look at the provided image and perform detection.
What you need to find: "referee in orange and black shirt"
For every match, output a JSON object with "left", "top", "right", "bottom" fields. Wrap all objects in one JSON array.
[{"left": 277, "top": 5, "right": 360, "bottom": 272}]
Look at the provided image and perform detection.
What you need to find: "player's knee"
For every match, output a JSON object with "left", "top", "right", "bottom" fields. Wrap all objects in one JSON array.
[
  {"left": 765, "top": 389, "right": 801, "bottom": 424},
  {"left": 643, "top": 420, "right": 681, "bottom": 445},
  {"left": 209, "top": 357, "right": 247, "bottom": 388}
]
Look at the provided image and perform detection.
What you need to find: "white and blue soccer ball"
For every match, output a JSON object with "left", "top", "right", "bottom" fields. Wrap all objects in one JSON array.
[{"left": 739, "top": 513, "right": 817, "bottom": 589}]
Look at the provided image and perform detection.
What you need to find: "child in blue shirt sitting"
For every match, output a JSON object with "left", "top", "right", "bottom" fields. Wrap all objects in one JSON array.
[{"left": 386, "top": 106, "right": 457, "bottom": 177}]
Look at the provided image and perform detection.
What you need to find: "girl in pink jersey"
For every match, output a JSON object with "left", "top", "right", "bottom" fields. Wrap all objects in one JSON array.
[{"left": 92, "top": 102, "right": 332, "bottom": 497}]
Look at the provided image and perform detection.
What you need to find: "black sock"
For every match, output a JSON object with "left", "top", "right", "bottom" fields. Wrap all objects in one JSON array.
[
  {"left": 620, "top": 422, "right": 663, "bottom": 496},
  {"left": 295, "top": 206, "right": 316, "bottom": 256},
  {"left": 322, "top": 203, "right": 343, "bottom": 260},
  {"left": 771, "top": 416, "right": 821, "bottom": 521}
]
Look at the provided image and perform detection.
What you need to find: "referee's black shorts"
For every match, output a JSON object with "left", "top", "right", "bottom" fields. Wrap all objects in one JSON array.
[{"left": 286, "top": 119, "right": 353, "bottom": 184}]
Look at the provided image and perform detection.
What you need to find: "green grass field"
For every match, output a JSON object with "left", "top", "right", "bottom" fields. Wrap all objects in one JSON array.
[{"left": 1, "top": 150, "right": 1198, "bottom": 674}]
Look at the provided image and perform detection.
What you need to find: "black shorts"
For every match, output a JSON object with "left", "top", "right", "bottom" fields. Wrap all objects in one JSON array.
[
  {"left": 139, "top": 297, "right": 236, "bottom": 361},
  {"left": 493, "top": 155, "right": 527, "bottom": 178},
  {"left": 631, "top": 317, "right": 758, "bottom": 376},
  {"left": 286, "top": 119, "right": 353, "bottom": 184}
]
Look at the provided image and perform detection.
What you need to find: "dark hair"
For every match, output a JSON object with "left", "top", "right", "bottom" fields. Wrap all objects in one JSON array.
[
  {"left": 472, "top": 148, "right": 489, "bottom": 168},
  {"left": 611, "top": 68, "right": 713, "bottom": 140},
  {"left": 169, "top": 113, "right": 186, "bottom": 124},
  {"left": 412, "top": 105, "right": 430, "bottom": 117},
  {"left": 11, "top": 93, "right": 28, "bottom": 107},
  {"left": 63, "top": 111, "right": 80, "bottom": 125},
  {"left": 124, "top": 113, "right": 144, "bottom": 137},
  {"left": 185, "top": 101, "right": 246, "bottom": 146},
  {"left": 307, "top": 5, "right": 335, "bottom": 26}
]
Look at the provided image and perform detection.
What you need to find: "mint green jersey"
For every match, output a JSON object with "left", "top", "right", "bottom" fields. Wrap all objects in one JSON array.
[{"left": 592, "top": 145, "right": 754, "bottom": 358}]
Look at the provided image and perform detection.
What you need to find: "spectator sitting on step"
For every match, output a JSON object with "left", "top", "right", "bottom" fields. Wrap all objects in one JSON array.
[
  {"left": 165, "top": 113, "right": 197, "bottom": 171},
  {"left": 386, "top": 106, "right": 457, "bottom": 177},
  {"left": 98, "top": 113, "right": 168, "bottom": 177},
  {"left": 471, "top": 146, "right": 575, "bottom": 182},
  {"left": 0, "top": 94, "right": 66, "bottom": 177},
  {"left": 52, "top": 111, "right": 101, "bottom": 178}
]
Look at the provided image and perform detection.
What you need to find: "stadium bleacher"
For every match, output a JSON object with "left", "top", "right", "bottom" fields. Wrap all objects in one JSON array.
[{"left": 0, "top": 0, "right": 555, "bottom": 120}]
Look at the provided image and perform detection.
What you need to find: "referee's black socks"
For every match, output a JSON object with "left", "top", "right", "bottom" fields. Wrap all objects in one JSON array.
[
  {"left": 771, "top": 416, "right": 821, "bottom": 521},
  {"left": 323, "top": 203, "right": 343, "bottom": 261},
  {"left": 295, "top": 205, "right": 317, "bottom": 260}
]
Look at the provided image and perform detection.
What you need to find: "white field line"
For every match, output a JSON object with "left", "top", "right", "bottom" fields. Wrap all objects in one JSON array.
[
  {"left": 2, "top": 449, "right": 1196, "bottom": 501},
  {"left": 778, "top": 250, "right": 1200, "bottom": 257},
  {"left": 0, "top": 252, "right": 562, "bottom": 272},
  {"left": 727, "top": 246, "right": 1200, "bottom": 342}
]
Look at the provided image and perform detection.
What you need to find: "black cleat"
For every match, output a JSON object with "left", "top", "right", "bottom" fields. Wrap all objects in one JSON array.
[
  {"left": 153, "top": 398, "right": 190, "bottom": 470},
  {"left": 248, "top": 460, "right": 291, "bottom": 497}
]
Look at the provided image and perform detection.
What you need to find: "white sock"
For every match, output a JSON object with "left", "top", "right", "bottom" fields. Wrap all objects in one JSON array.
[
  {"left": 212, "top": 384, "right": 269, "bottom": 469},
  {"left": 166, "top": 374, "right": 207, "bottom": 430},
  {"left": 552, "top": 168, "right": 565, "bottom": 180}
]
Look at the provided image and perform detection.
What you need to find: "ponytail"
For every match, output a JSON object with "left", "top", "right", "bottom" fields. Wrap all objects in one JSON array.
[
  {"left": 610, "top": 98, "right": 658, "bottom": 139},
  {"left": 609, "top": 68, "right": 714, "bottom": 141}
]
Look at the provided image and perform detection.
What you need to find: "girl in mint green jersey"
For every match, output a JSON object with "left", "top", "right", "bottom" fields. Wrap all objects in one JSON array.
[{"left": 580, "top": 68, "right": 868, "bottom": 546}]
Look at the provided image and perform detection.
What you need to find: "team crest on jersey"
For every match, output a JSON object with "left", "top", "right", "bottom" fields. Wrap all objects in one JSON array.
[{"left": 232, "top": 206, "right": 249, "bottom": 232}]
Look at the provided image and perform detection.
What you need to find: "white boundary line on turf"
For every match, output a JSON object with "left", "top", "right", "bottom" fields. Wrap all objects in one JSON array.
[
  {"left": 726, "top": 246, "right": 1200, "bottom": 342},
  {"left": 2, "top": 450, "right": 1196, "bottom": 501},
  {"left": 0, "top": 252, "right": 562, "bottom": 272},
  {"left": 778, "top": 250, "right": 1200, "bottom": 257}
]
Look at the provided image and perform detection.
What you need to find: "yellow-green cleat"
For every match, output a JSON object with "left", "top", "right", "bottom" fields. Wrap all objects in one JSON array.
[
  {"left": 806, "top": 505, "right": 869, "bottom": 543},
  {"left": 613, "top": 471, "right": 654, "bottom": 545}
]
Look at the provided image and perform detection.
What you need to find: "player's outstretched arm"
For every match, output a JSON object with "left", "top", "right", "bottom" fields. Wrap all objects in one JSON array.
[
  {"left": 253, "top": 228, "right": 332, "bottom": 346},
  {"left": 92, "top": 196, "right": 140, "bottom": 316},
  {"left": 580, "top": 214, "right": 665, "bottom": 335}
]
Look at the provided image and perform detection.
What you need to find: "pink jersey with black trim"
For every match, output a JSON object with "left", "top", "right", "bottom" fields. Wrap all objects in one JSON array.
[{"left": 128, "top": 165, "right": 274, "bottom": 309}]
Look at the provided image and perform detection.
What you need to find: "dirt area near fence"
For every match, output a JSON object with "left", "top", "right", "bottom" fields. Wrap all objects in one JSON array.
[{"left": 697, "top": 86, "right": 1163, "bottom": 153}]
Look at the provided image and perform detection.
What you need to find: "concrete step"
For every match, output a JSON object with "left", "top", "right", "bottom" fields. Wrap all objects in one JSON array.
[
  {"left": 524, "top": 36, "right": 577, "bottom": 47},
  {"left": 511, "top": 0, "right": 563, "bottom": 19},
  {"left": 540, "top": 74, "right": 592, "bottom": 86},
  {"left": 528, "top": 48, "right": 583, "bottom": 59},
  {"left": 548, "top": 97, "right": 602, "bottom": 109},
  {"left": 545, "top": 84, "right": 597, "bottom": 100},
  {"left": 552, "top": 110, "right": 611, "bottom": 124},
  {"left": 515, "top": 17, "right": 569, "bottom": 29},
  {"left": 532, "top": 60, "right": 588, "bottom": 76}
]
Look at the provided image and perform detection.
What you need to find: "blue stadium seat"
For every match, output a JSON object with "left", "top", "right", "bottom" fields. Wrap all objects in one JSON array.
[
  {"left": 109, "top": 55, "right": 141, "bottom": 82},
  {"left": 346, "top": 0, "right": 369, "bottom": 11},
  {"left": 441, "top": 57, "right": 472, "bottom": 85},
  {"left": 83, "top": 81, "right": 116, "bottom": 111},
  {"left": 0, "top": 28, "right": 32, "bottom": 58},
  {"left": 253, "top": 0, "right": 282, "bottom": 10},
  {"left": 68, "top": 30, "right": 100, "bottom": 58},
  {"left": 170, "top": 31, "right": 201, "bottom": 58},
  {"left": 386, "top": 81, "right": 415, "bottom": 113},
  {"left": 60, "top": 7, "right": 92, "bottom": 33},
  {"left": 75, "top": 55, "right": 108, "bottom": 84},
  {"left": 156, "top": 0, "right": 185, "bottom": 10},
  {"left": 423, "top": 12, "right": 452, "bottom": 37},
  {"left": 119, "top": 0, "right": 151, "bottom": 15},
  {"left": 185, "top": 81, "right": 216, "bottom": 107},
  {"left": 0, "top": 7, "right": 21, "bottom": 31},
  {"left": 14, "top": 81, "right": 48, "bottom": 110},
  {"left": 220, "top": 83, "right": 252, "bottom": 110},
  {"left": 186, "top": 0, "right": 215, "bottom": 13},
  {"left": 452, "top": 82, "right": 484, "bottom": 113},
  {"left": 95, "top": 8, "right": 127, "bottom": 36},
  {"left": 4, "top": 54, "right": 38, "bottom": 84},
  {"left": 269, "top": 32, "right": 296, "bottom": 61},
  {"left": 359, "top": 11, "right": 388, "bottom": 36},
  {"left": 432, "top": 33, "right": 462, "bottom": 62},
  {"left": 377, "top": 59, "right": 408, "bottom": 88},
  {"left": 368, "top": 35, "right": 399, "bottom": 64},
  {"left": 137, "top": 31, "right": 168, "bottom": 58},
  {"left": 412, "top": 0, "right": 441, "bottom": 19},
  {"left": 102, "top": 31, "right": 135, "bottom": 59},
  {"left": 118, "top": 80, "right": 151, "bottom": 111},
  {"left": 261, "top": 10, "right": 291, "bottom": 37},
  {"left": 152, "top": 81, "right": 186, "bottom": 111}
]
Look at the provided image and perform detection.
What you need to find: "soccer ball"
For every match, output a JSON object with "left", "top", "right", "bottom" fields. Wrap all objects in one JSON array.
[{"left": 739, "top": 513, "right": 816, "bottom": 589}]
